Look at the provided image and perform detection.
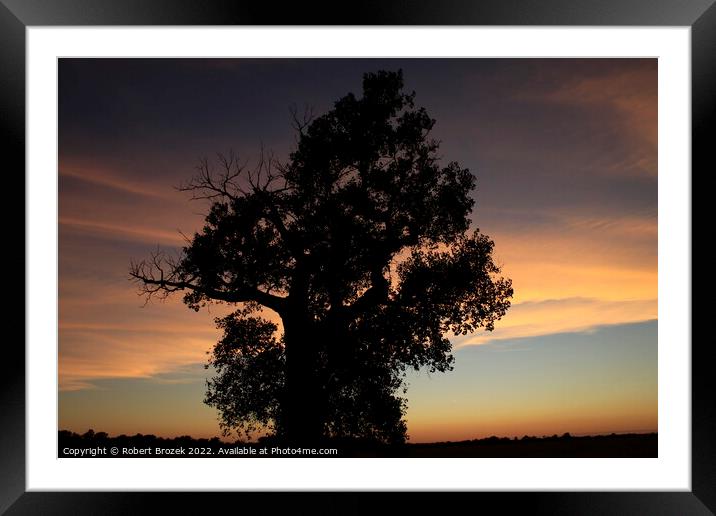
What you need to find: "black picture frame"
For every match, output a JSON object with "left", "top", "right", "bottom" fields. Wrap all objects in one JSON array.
[{"left": 1, "top": 1, "right": 712, "bottom": 514}]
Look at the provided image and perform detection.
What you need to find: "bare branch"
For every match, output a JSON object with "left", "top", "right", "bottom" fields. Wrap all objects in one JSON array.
[
  {"left": 177, "top": 150, "right": 291, "bottom": 206},
  {"left": 176, "top": 150, "right": 250, "bottom": 201},
  {"left": 289, "top": 103, "right": 315, "bottom": 136},
  {"left": 177, "top": 229, "right": 193, "bottom": 246},
  {"left": 129, "top": 249, "right": 287, "bottom": 314}
]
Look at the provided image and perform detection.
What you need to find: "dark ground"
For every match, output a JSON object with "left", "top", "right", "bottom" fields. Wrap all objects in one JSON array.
[
  {"left": 58, "top": 430, "right": 657, "bottom": 458},
  {"left": 397, "top": 433, "right": 657, "bottom": 457}
]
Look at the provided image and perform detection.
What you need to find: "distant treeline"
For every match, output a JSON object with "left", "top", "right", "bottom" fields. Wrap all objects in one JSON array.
[
  {"left": 58, "top": 429, "right": 657, "bottom": 458},
  {"left": 414, "top": 431, "right": 654, "bottom": 445},
  {"left": 60, "top": 429, "right": 231, "bottom": 447}
]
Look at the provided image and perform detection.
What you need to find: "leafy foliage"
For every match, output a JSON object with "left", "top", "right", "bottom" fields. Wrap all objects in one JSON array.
[{"left": 205, "top": 306, "right": 285, "bottom": 439}]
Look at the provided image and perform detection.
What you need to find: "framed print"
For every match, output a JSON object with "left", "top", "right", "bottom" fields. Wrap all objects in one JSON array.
[{"left": 2, "top": 0, "right": 713, "bottom": 513}]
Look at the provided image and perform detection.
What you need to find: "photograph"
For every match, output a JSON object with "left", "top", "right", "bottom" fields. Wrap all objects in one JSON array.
[{"left": 58, "top": 57, "right": 658, "bottom": 459}]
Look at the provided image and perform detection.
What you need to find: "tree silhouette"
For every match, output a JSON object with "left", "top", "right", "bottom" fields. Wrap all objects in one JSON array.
[{"left": 130, "top": 70, "right": 513, "bottom": 445}]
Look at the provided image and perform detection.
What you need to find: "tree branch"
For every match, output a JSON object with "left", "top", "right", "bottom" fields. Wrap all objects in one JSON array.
[
  {"left": 348, "top": 268, "right": 391, "bottom": 315},
  {"left": 129, "top": 252, "right": 286, "bottom": 314},
  {"left": 176, "top": 150, "right": 249, "bottom": 201},
  {"left": 289, "top": 103, "right": 315, "bottom": 136}
]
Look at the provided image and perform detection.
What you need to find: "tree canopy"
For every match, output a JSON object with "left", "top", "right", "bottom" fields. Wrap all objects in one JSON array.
[{"left": 130, "top": 70, "right": 513, "bottom": 445}]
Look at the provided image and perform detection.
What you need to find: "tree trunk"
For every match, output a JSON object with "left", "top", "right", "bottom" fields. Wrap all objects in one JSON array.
[{"left": 281, "top": 312, "right": 325, "bottom": 445}]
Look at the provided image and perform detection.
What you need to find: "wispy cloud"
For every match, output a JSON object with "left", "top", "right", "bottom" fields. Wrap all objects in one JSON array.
[
  {"left": 60, "top": 166, "right": 176, "bottom": 200},
  {"left": 519, "top": 66, "right": 657, "bottom": 178},
  {"left": 59, "top": 279, "right": 280, "bottom": 391},
  {"left": 455, "top": 297, "right": 656, "bottom": 347},
  {"left": 59, "top": 330, "right": 215, "bottom": 391},
  {"left": 60, "top": 217, "right": 186, "bottom": 246}
]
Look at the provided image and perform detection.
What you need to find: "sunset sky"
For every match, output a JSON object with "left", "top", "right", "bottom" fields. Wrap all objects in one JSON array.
[{"left": 58, "top": 58, "right": 657, "bottom": 442}]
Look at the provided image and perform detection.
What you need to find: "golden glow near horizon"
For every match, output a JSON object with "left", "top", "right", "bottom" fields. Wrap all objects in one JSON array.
[{"left": 58, "top": 58, "right": 657, "bottom": 440}]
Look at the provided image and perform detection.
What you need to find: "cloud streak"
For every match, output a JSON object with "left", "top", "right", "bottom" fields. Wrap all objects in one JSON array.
[
  {"left": 60, "top": 166, "right": 174, "bottom": 199},
  {"left": 455, "top": 297, "right": 656, "bottom": 347},
  {"left": 60, "top": 217, "right": 187, "bottom": 246}
]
